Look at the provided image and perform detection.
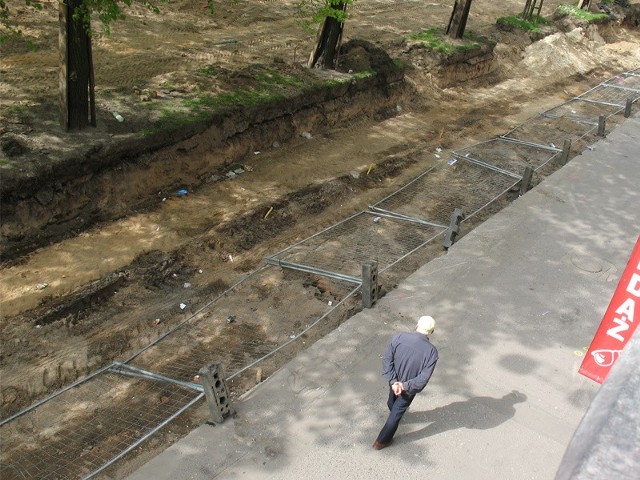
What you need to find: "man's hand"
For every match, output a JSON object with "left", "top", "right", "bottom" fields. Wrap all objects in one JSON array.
[{"left": 392, "top": 381, "right": 404, "bottom": 396}]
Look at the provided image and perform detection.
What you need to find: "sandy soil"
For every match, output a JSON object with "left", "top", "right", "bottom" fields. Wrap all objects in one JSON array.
[{"left": 0, "top": 0, "right": 639, "bottom": 477}]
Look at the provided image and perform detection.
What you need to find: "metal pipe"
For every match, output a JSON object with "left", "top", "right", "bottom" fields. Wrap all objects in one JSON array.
[
  {"left": 451, "top": 153, "right": 521, "bottom": 179},
  {"left": 109, "top": 362, "right": 203, "bottom": 392},
  {"left": 367, "top": 207, "right": 448, "bottom": 229},
  {"left": 602, "top": 83, "right": 640, "bottom": 93},
  {"left": 541, "top": 112, "right": 599, "bottom": 126},
  {"left": 577, "top": 97, "right": 626, "bottom": 108},
  {"left": 265, "top": 257, "right": 361, "bottom": 284},
  {"left": 498, "top": 135, "right": 562, "bottom": 152}
]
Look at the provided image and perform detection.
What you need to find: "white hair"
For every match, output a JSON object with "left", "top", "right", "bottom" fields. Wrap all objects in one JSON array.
[{"left": 416, "top": 315, "right": 436, "bottom": 335}]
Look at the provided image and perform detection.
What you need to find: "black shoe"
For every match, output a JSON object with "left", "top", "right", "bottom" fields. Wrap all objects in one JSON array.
[{"left": 372, "top": 440, "right": 392, "bottom": 450}]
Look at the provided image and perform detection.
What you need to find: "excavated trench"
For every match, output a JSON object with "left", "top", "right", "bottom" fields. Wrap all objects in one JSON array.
[
  {"left": 0, "top": 41, "right": 428, "bottom": 416},
  {"left": 0, "top": 34, "right": 634, "bottom": 416}
]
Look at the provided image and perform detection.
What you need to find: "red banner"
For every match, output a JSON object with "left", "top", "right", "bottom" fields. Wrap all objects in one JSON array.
[{"left": 579, "top": 236, "right": 640, "bottom": 384}]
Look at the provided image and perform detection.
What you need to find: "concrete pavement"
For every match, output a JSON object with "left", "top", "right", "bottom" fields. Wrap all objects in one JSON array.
[{"left": 126, "top": 113, "right": 639, "bottom": 480}]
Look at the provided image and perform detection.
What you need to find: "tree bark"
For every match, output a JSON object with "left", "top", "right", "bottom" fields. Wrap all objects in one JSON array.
[
  {"left": 446, "top": 0, "right": 474, "bottom": 39},
  {"left": 59, "top": 0, "right": 93, "bottom": 130},
  {"left": 522, "top": 0, "right": 544, "bottom": 21},
  {"left": 307, "top": 2, "right": 347, "bottom": 69}
]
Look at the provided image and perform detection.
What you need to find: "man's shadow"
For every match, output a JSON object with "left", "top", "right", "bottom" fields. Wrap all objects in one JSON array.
[{"left": 397, "top": 391, "right": 526, "bottom": 443}]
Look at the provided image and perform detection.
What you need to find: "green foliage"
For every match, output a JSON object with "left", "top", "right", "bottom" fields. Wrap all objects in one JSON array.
[
  {"left": 409, "top": 28, "right": 480, "bottom": 54},
  {"left": 296, "top": 0, "right": 356, "bottom": 32},
  {"left": 351, "top": 70, "right": 374, "bottom": 79},
  {"left": 557, "top": 4, "right": 610, "bottom": 22},
  {"left": 393, "top": 58, "right": 408, "bottom": 70},
  {"left": 73, "top": 1, "right": 214, "bottom": 34},
  {"left": 1, "top": 0, "right": 215, "bottom": 39},
  {"left": 497, "top": 14, "right": 552, "bottom": 32},
  {"left": 0, "top": 0, "right": 41, "bottom": 44}
]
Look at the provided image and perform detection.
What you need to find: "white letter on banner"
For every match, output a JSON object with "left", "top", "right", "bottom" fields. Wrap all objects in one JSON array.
[
  {"left": 607, "top": 318, "right": 629, "bottom": 342},
  {"left": 627, "top": 272, "right": 640, "bottom": 297},
  {"left": 615, "top": 298, "right": 635, "bottom": 323}
]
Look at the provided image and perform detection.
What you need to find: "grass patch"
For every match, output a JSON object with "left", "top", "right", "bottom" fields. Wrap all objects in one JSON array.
[
  {"left": 139, "top": 64, "right": 387, "bottom": 137},
  {"left": 140, "top": 68, "right": 328, "bottom": 136},
  {"left": 351, "top": 70, "right": 375, "bottom": 80},
  {"left": 557, "top": 4, "right": 610, "bottom": 22},
  {"left": 408, "top": 27, "right": 481, "bottom": 54},
  {"left": 497, "top": 14, "right": 552, "bottom": 33},
  {"left": 393, "top": 58, "right": 409, "bottom": 70},
  {"left": 197, "top": 66, "right": 229, "bottom": 77}
]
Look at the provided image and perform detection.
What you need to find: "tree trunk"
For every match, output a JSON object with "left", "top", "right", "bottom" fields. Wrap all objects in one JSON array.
[
  {"left": 307, "top": 2, "right": 347, "bottom": 69},
  {"left": 59, "top": 0, "right": 94, "bottom": 130},
  {"left": 522, "top": 0, "right": 545, "bottom": 21},
  {"left": 446, "top": 0, "right": 474, "bottom": 39}
]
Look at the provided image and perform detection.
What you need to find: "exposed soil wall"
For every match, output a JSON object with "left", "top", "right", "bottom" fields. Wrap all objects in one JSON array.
[{"left": 0, "top": 61, "right": 407, "bottom": 262}]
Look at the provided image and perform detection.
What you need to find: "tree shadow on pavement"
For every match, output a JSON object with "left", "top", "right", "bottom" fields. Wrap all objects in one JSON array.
[{"left": 396, "top": 390, "right": 526, "bottom": 443}]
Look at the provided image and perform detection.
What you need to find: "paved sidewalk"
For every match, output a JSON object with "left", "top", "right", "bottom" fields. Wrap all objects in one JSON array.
[{"left": 127, "top": 114, "right": 639, "bottom": 480}]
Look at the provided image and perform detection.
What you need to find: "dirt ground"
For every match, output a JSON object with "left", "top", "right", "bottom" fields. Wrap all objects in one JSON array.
[{"left": 1, "top": 0, "right": 640, "bottom": 477}]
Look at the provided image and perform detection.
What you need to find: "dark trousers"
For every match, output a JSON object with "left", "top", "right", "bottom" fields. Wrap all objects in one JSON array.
[{"left": 376, "top": 388, "right": 416, "bottom": 444}]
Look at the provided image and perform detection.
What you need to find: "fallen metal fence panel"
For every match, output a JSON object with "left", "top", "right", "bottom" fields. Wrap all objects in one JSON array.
[
  {"left": 451, "top": 138, "right": 559, "bottom": 177},
  {"left": 578, "top": 83, "right": 640, "bottom": 107},
  {"left": 371, "top": 158, "right": 520, "bottom": 226},
  {"left": 541, "top": 97, "right": 624, "bottom": 124},
  {"left": 0, "top": 371, "right": 201, "bottom": 480},
  {"left": 266, "top": 211, "right": 445, "bottom": 281},
  {"left": 603, "top": 71, "right": 640, "bottom": 91},
  {"left": 126, "top": 265, "right": 357, "bottom": 384},
  {"left": 501, "top": 115, "right": 595, "bottom": 147}
]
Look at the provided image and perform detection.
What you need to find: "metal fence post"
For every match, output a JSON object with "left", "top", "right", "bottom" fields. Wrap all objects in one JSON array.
[
  {"left": 519, "top": 166, "right": 534, "bottom": 196},
  {"left": 624, "top": 98, "right": 633, "bottom": 118},
  {"left": 561, "top": 139, "right": 571, "bottom": 165},
  {"left": 199, "top": 362, "right": 233, "bottom": 425},
  {"left": 598, "top": 115, "right": 606, "bottom": 137},
  {"left": 361, "top": 261, "right": 378, "bottom": 309},
  {"left": 443, "top": 208, "right": 465, "bottom": 249}
]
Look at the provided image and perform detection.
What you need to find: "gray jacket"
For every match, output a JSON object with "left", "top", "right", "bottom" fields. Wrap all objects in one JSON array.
[{"left": 382, "top": 331, "right": 438, "bottom": 394}]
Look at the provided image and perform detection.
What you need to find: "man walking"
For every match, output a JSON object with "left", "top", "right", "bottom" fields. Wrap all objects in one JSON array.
[{"left": 373, "top": 315, "right": 438, "bottom": 450}]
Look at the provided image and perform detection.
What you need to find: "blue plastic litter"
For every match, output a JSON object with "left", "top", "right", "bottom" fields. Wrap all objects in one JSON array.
[{"left": 177, "top": 189, "right": 188, "bottom": 196}]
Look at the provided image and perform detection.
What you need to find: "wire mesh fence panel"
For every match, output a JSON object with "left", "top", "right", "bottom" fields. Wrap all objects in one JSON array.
[
  {"left": 579, "top": 83, "right": 640, "bottom": 107},
  {"left": 268, "top": 212, "right": 445, "bottom": 281},
  {"left": 603, "top": 71, "right": 640, "bottom": 92},
  {"left": 127, "top": 265, "right": 357, "bottom": 384},
  {"left": 502, "top": 115, "right": 595, "bottom": 147},
  {"left": 371, "top": 159, "right": 520, "bottom": 226},
  {"left": 452, "top": 138, "right": 558, "bottom": 176},
  {"left": 0, "top": 371, "right": 200, "bottom": 480},
  {"left": 541, "top": 98, "right": 624, "bottom": 124}
]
